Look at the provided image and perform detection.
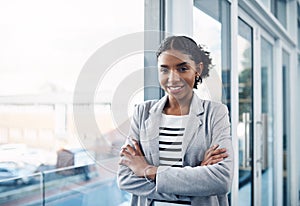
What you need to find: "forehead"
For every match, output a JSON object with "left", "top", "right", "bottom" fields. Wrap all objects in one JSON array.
[{"left": 158, "top": 50, "right": 194, "bottom": 65}]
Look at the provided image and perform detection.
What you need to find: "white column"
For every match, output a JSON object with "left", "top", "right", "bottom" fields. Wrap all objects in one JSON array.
[
  {"left": 289, "top": 46, "right": 298, "bottom": 206},
  {"left": 230, "top": 0, "right": 239, "bottom": 205},
  {"left": 253, "top": 26, "right": 262, "bottom": 206},
  {"left": 273, "top": 39, "right": 283, "bottom": 206},
  {"left": 165, "top": 0, "right": 193, "bottom": 36}
]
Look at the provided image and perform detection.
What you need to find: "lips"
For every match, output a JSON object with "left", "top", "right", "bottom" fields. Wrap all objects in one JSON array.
[{"left": 167, "top": 85, "right": 184, "bottom": 94}]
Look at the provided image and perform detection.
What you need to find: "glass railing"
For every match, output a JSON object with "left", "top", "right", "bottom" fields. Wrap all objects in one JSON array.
[{"left": 0, "top": 164, "right": 130, "bottom": 206}]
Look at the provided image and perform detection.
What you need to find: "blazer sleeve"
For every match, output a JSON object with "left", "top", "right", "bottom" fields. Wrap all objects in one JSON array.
[
  {"left": 155, "top": 103, "right": 234, "bottom": 197},
  {"left": 117, "top": 103, "right": 190, "bottom": 201}
]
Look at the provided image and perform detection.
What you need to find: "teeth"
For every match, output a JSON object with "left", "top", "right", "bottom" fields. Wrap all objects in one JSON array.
[{"left": 169, "top": 86, "right": 182, "bottom": 90}]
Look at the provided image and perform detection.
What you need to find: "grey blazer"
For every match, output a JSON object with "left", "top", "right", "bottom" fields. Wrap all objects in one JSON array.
[{"left": 117, "top": 93, "right": 234, "bottom": 206}]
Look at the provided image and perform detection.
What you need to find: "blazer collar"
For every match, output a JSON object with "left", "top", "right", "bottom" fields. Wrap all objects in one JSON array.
[
  {"left": 145, "top": 92, "right": 205, "bottom": 166},
  {"left": 149, "top": 92, "right": 205, "bottom": 116}
]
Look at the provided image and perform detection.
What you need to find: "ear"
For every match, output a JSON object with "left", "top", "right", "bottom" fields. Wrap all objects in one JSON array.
[{"left": 196, "top": 62, "right": 204, "bottom": 76}]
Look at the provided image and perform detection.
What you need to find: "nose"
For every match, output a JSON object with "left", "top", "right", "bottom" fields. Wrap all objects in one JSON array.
[{"left": 168, "top": 70, "right": 180, "bottom": 83}]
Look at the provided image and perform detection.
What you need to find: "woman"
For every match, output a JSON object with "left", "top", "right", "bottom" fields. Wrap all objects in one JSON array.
[{"left": 117, "top": 36, "right": 233, "bottom": 206}]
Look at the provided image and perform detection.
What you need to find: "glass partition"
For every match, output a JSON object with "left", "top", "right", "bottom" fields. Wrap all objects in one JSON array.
[
  {"left": 282, "top": 49, "right": 290, "bottom": 206},
  {"left": 238, "top": 18, "right": 253, "bottom": 206},
  {"left": 193, "top": 0, "right": 231, "bottom": 106},
  {"left": 271, "top": 0, "right": 287, "bottom": 28},
  {"left": 0, "top": 1, "right": 144, "bottom": 205},
  {"left": 260, "top": 37, "right": 274, "bottom": 206}
]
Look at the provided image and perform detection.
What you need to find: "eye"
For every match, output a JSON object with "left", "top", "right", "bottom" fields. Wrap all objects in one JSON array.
[
  {"left": 178, "top": 67, "right": 189, "bottom": 72},
  {"left": 160, "top": 67, "right": 169, "bottom": 73}
]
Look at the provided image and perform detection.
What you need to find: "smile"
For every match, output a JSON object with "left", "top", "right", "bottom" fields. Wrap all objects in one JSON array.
[
  {"left": 168, "top": 86, "right": 183, "bottom": 90},
  {"left": 167, "top": 86, "right": 184, "bottom": 93}
]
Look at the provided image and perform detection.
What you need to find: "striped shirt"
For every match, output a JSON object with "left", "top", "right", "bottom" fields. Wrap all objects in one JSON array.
[{"left": 154, "top": 114, "right": 191, "bottom": 206}]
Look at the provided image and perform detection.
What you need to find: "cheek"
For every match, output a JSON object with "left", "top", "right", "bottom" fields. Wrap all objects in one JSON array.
[
  {"left": 185, "top": 76, "right": 196, "bottom": 87},
  {"left": 158, "top": 74, "right": 167, "bottom": 85}
]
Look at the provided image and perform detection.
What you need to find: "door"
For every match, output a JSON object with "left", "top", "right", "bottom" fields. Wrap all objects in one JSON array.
[
  {"left": 237, "top": 17, "right": 254, "bottom": 205},
  {"left": 238, "top": 16, "right": 276, "bottom": 206},
  {"left": 259, "top": 35, "right": 275, "bottom": 206}
]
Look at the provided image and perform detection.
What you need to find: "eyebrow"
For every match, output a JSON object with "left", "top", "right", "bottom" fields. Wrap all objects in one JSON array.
[{"left": 160, "top": 62, "right": 188, "bottom": 68}]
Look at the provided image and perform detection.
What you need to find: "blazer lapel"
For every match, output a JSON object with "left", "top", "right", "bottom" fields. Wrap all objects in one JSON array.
[
  {"left": 182, "top": 94, "right": 204, "bottom": 155},
  {"left": 144, "top": 95, "right": 168, "bottom": 166}
]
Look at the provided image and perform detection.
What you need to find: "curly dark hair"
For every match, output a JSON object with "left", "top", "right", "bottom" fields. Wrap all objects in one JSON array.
[{"left": 156, "top": 36, "right": 212, "bottom": 88}]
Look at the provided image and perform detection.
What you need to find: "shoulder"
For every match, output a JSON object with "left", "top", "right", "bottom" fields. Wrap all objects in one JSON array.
[
  {"left": 198, "top": 98, "right": 229, "bottom": 116},
  {"left": 132, "top": 99, "right": 160, "bottom": 120},
  {"left": 134, "top": 99, "right": 159, "bottom": 112}
]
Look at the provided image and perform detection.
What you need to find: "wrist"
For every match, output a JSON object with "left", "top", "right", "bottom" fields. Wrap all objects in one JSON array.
[{"left": 144, "top": 165, "right": 157, "bottom": 182}]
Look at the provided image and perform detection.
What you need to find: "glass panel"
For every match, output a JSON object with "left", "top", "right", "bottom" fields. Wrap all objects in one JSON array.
[
  {"left": 298, "top": 3, "right": 300, "bottom": 50},
  {"left": 0, "top": 1, "right": 144, "bottom": 205},
  {"left": 193, "top": 0, "right": 231, "bottom": 203},
  {"left": 260, "top": 37, "right": 274, "bottom": 206},
  {"left": 271, "top": 0, "right": 287, "bottom": 28},
  {"left": 43, "top": 165, "right": 127, "bottom": 206},
  {"left": 258, "top": 0, "right": 270, "bottom": 9},
  {"left": 0, "top": 172, "right": 42, "bottom": 205},
  {"left": 238, "top": 18, "right": 253, "bottom": 206},
  {"left": 282, "top": 49, "right": 290, "bottom": 206},
  {"left": 193, "top": 0, "right": 231, "bottom": 107}
]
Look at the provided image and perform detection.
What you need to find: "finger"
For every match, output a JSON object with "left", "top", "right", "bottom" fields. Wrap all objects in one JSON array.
[
  {"left": 211, "top": 148, "right": 227, "bottom": 156},
  {"left": 207, "top": 158, "right": 224, "bottom": 165},
  {"left": 119, "top": 148, "right": 125, "bottom": 156},
  {"left": 211, "top": 153, "right": 228, "bottom": 160},
  {"left": 205, "top": 144, "right": 219, "bottom": 156},
  {"left": 119, "top": 158, "right": 130, "bottom": 166},
  {"left": 121, "top": 143, "right": 131, "bottom": 149},
  {"left": 120, "top": 149, "right": 132, "bottom": 158},
  {"left": 211, "top": 144, "right": 219, "bottom": 150},
  {"left": 201, "top": 160, "right": 208, "bottom": 166},
  {"left": 131, "top": 139, "right": 144, "bottom": 156},
  {"left": 122, "top": 144, "right": 136, "bottom": 155}
]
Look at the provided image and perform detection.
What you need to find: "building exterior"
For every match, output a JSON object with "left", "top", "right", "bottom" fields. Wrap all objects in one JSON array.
[
  {"left": 144, "top": 0, "right": 300, "bottom": 205},
  {"left": 0, "top": 0, "right": 299, "bottom": 205}
]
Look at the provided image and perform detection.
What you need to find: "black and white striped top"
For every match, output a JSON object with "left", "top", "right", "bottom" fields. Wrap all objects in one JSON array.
[
  {"left": 154, "top": 114, "right": 191, "bottom": 206},
  {"left": 159, "top": 113, "right": 189, "bottom": 167}
]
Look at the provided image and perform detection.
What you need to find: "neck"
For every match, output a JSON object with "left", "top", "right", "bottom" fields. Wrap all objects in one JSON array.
[{"left": 164, "top": 93, "right": 193, "bottom": 115}]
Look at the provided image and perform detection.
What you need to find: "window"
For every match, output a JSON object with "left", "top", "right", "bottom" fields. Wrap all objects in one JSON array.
[
  {"left": 193, "top": 0, "right": 231, "bottom": 107},
  {"left": 0, "top": 1, "right": 144, "bottom": 205},
  {"left": 271, "top": 0, "right": 287, "bottom": 28},
  {"left": 297, "top": 3, "right": 300, "bottom": 50}
]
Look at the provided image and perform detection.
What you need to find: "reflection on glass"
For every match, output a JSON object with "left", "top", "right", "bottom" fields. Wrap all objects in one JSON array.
[
  {"left": 193, "top": 8, "right": 222, "bottom": 101},
  {"left": 271, "top": 0, "right": 287, "bottom": 28},
  {"left": 258, "top": 0, "right": 270, "bottom": 9},
  {"left": 0, "top": 172, "right": 42, "bottom": 205},
  {"left": 297, "top": 4, "right": 300, "bottom": 50},
  {"left": 0, "top": 1, "right": 144, "bottom": 205},
  {"left": 261, "top": 37, "right": 274, "bottom": 206},
  {"left": 282, "top": 50, "right": 290, "bottom": 206},
  {"left": 238, "top": 18, "right": 253, "bottom": 206},
  {"left": 193, "top": 0, "right": 231, "bottom": 106}
]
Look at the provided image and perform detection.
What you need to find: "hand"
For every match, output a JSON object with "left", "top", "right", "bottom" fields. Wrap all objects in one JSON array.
[
  {"left": 201, "top": 144, "right": 228, "bottom": 166},
  {"left": 119, "top": 139, "right": 150, "bottom": 177}
]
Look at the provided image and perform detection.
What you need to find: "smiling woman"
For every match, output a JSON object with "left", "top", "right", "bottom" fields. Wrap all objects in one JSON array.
[{"left": 117, "top": 36, "right": 233, "bottom": 206}]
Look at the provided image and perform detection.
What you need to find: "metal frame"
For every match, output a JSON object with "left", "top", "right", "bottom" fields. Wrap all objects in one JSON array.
[
  {"left": 230, "top": 0, "right": 240, "bottom": 204},
  {"left": 281, "top": 42, "right": 298, "bottom": 206},
  {"left": 144, "top": 0, "right": 166, "bottom": 100}
]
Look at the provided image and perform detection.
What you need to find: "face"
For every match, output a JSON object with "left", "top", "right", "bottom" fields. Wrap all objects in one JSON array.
[{"left": 158, "top": 49, "right": 200, "bottom": 102}]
